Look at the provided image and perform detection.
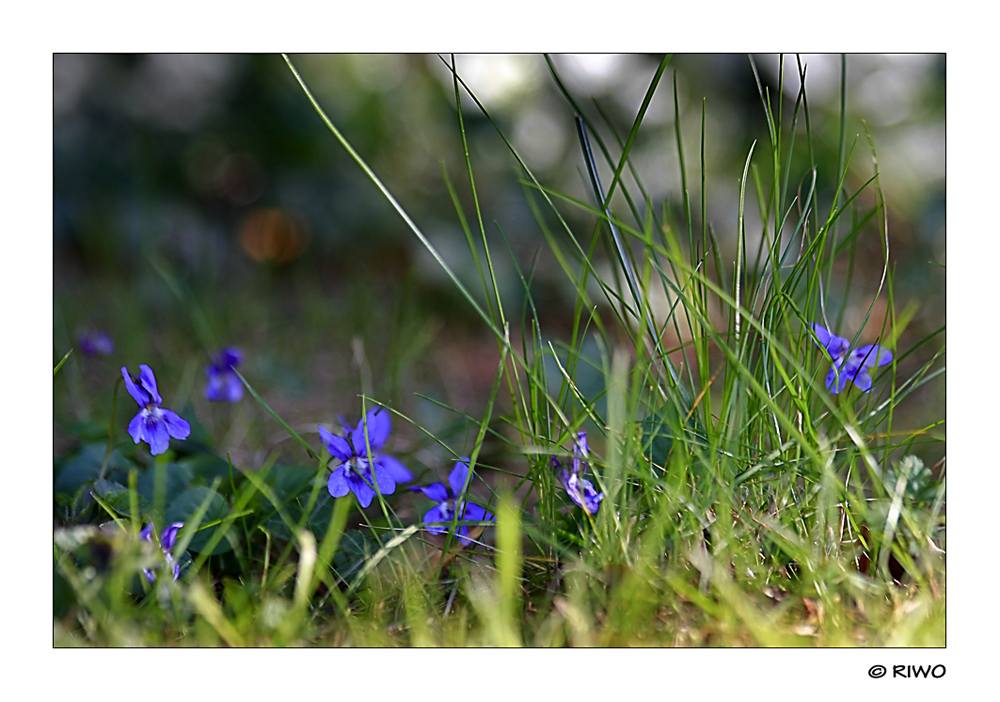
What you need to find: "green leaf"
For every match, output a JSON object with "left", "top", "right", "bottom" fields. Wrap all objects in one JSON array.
[
  {"left": 165, "top": 485, "right": 233, "bottom": 554},
  {"left": 94, "top": 477, "right": 126, "bottom": 496},
  {"left": 60, "top": 420, "right": 112, "bottom": 443},
  {"left": 137, "top": 462, "right": 193, "bottom": 506},
  {"left": 264, "top": 486, "right": 335, "bottom": 542},
  {"left": 882, "top": 455, "right": 940, "bottom": 504},
  {"left": 332, "top": 529, "right": 382, "bottom": 580},
  {"left": 264, "top": 464, "right": 318, "bottom": 500},
  {"left": 181, "top": 454, "right": 234, "bottom": 491},
  {"left": 101, "top": 488, "right": 155, "bottom": 521},
  {"left": 55, "top": 443, "right": 105, "bottom": 495}
]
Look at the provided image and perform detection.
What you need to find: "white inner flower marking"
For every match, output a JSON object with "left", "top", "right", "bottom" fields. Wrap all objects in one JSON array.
[
  {"left": 437, "top": 499, "right": 468, "bottom": 522},
  {"left": 438, "top": 500, "right": 454, "bottom": 520}
]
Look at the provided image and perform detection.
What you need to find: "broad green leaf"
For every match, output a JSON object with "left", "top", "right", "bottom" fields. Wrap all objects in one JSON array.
[
  {"left": 165, "top": 485, "right": 233, "bottom": 554},
  {"left": 137, "top": 462, "right": 193, "bottom": 506}
]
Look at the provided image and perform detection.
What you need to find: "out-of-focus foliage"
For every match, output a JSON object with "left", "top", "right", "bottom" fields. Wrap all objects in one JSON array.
[
  {"left": 54, "top": 53, "right": 944, "bottom": 459},
  {"left": 54, "top": 54, "right": 944, "bottom": 293}
]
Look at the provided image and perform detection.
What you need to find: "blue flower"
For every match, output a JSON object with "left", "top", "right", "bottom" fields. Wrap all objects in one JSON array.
[
  {"left": 122, "top": 365, "right": 191, "bottom": 456},
  {"left": 409, "top": 458, "right": 494, "bottom": 546},
  {"left": 139, "top": 521, "right": 184, "bottom": 583},
  {"left": 319, "top": 407, "right": 412, "bottom": 508},
  {"left": 811, "top": 323, "right": 893, "bottom": 394},
  {"left": 78, "top": 330, "right": 114, "bottom": 356},
  {"left": 205, "top": 346, "right": 244, "bottom": 403},
  {"left": 554, "top": 432, "right": 604, "bottom": 515}
]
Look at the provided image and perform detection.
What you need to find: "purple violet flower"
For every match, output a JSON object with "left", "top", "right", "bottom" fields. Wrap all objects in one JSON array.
[
  {"left": 205, "top": 346, "right": 244, "bottom": 403},
  {"left": 139, "top": 521, "right": 184, "bottom": 583},
  {"left": 811, "top": 323, "right": 893, "bottom": 394},
  {"left": 78, "top": 330, "right": 114, "bottom": 356},
  {"left": 409, "top": 458, "right": 494, "bottom": 546},
  {"left": 121, "top": 364, "right": 192, "bottom": 456},
  {"left": 554, "top": 432, "right": 604, "bottom": 516},
  {"left": 319, "top": 407, "right": 412, "bottom": 508}
]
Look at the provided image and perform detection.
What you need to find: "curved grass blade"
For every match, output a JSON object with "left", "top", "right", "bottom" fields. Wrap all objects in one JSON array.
[
  {"left": 282, "top": 54, "right": 502, "bottom": 343},
  {"left": 233, "top": 368, "right": 317, "bottom": 461}
]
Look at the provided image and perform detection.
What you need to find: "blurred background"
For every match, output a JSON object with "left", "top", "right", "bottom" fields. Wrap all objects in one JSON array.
[{"left": 53, "top": 54, "right": 945, "bottom": 470}]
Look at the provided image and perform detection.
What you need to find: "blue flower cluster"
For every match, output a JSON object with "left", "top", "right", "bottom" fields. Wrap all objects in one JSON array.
[
  {"left": 410, "top": 458, "right": 494, "bottom": 545},
  {"left": 205, "top": 347, "right": 244, "bottom": 403},
  {"left": 811, "top": 323, "right": 892, "bottom": 394},
  {"left": 116, "top": 349, "right": 608, "bottom": 576},
  {"left": 140, "top": 521, "right": 184, "bottom": 583},
  {"left": 78, "top": 330, "right": 114, "bottom": 356},
  {"left": 320, "top": 411, "right": 495, "bottom": 543},
  {"left": 122, "top": 365, "right": 191, "bottom": 456},
  {"left": 553, "top": 432, "right": 604, "bottom": 515},
  {"left": 319, "top": 407, "right": 413, "bottom": 508}
]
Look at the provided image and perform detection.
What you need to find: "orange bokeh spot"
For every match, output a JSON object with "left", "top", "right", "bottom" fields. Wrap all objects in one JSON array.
[{"left": 238, "top": 208, "right": 310, "bottom": 264}]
